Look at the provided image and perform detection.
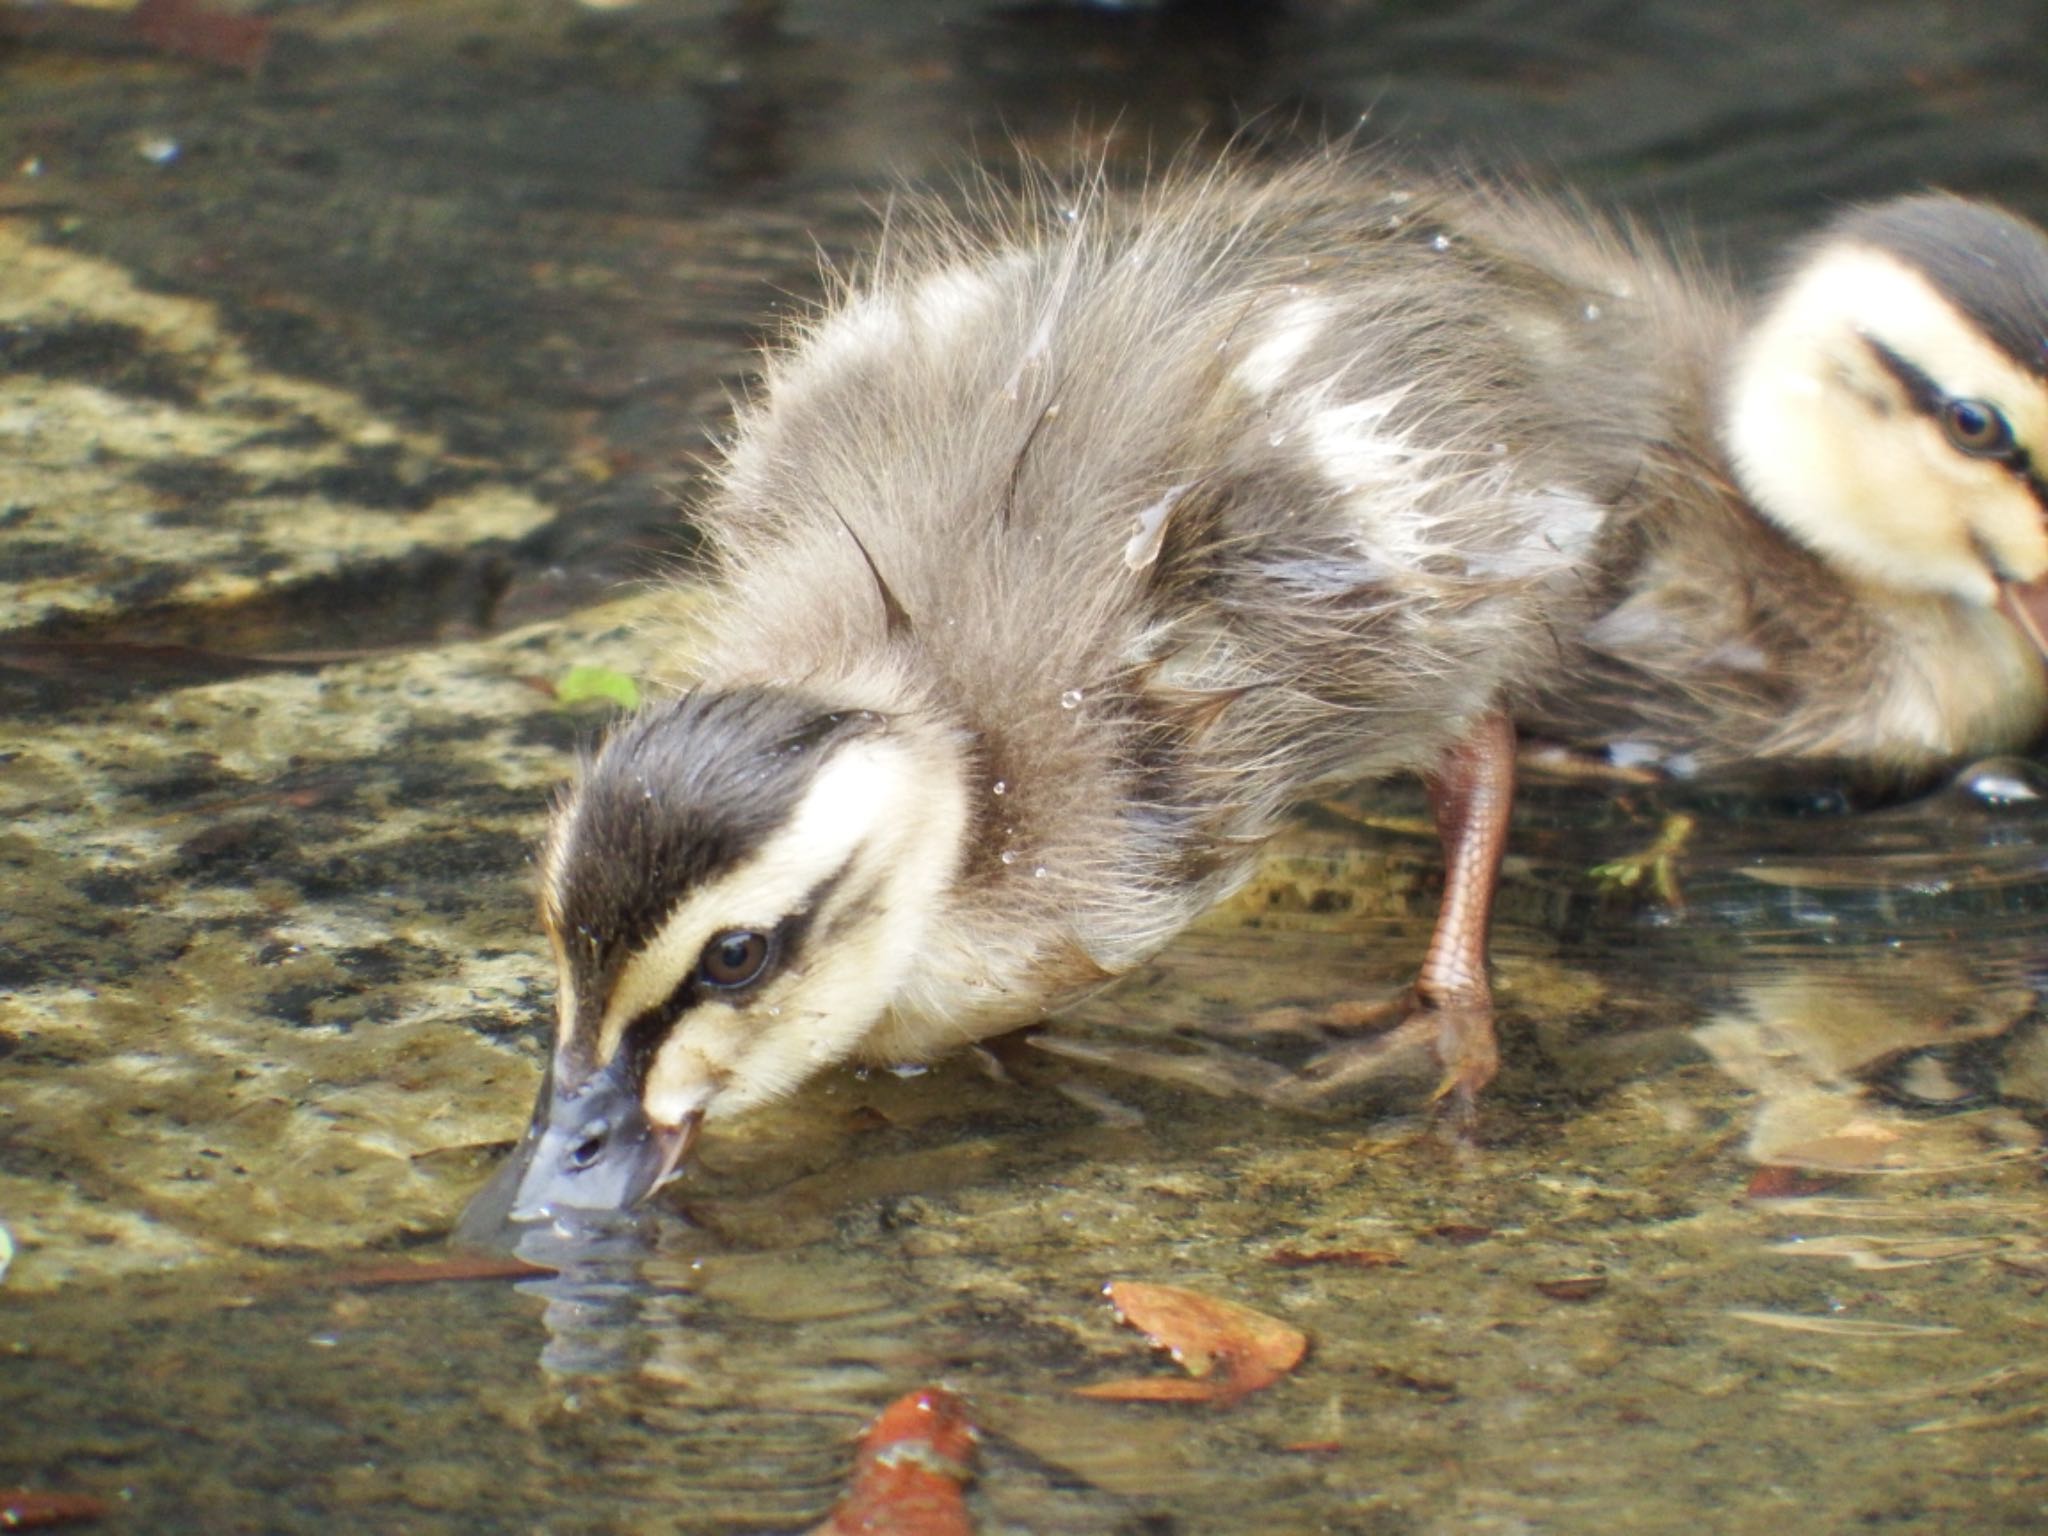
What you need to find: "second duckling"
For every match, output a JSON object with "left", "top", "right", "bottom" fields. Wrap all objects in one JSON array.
[
  {"left": 1524, "top": 191, "right": 2048, "bottom": 778},
  {"left": 479, "top": 157, "right": 2048, "bottom": 1219}
]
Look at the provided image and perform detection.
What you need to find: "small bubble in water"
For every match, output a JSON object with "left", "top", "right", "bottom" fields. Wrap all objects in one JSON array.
[
  {"left": 1430, "top": 232, "right": 1452, "bottom": 252},
  {"left": 1059, "top": 206, "right": 1080, "bottom": 224},
  {"left": 1032, "top": 865, "right": 1048, "bottom": 879},
  {"left": 1059, "top": 689, "right": 1084, "bottom": 710},
  {"left": 1000, "top": 848, "right": 1019, "bottom": 865},
  {"left": 137, "top": 136, "right": 180, "bottom": 166},
  {"left": 991, "top": 780, "right": 1007, "bottom": 796},
  {"left": 887, "top": 1062, "right": 930, "bottom": 1079},
  {"left": 1582, "top": 302, "right": 1603, "bottom": 321}
]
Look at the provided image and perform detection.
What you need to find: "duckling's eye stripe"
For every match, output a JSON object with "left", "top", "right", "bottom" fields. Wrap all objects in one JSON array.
[
  {"left": 617, "top": 980, "right": 694, "bottom": 1076},
  {"left": 1864, "top": 335, "right": 1949, "bottom": 421},
  {"left": 1863, "top": 336, "right": 2047, "bottom": 511},
  {"left": 590, "top": 856, "right": 856, "bottom": 1072}
]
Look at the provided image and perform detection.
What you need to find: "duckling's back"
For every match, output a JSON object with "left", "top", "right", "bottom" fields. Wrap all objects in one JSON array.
[{"left": 679, "top": 157, "right": 1720, "bottom": 976}]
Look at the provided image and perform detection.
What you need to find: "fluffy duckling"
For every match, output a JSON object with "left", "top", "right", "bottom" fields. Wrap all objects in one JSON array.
[
  {"left": 475, "top": 159, "right": 2048, "bottom": 1220},
  {"left": 1523, "top": 192, "right": 2048, "bottom": 776}
]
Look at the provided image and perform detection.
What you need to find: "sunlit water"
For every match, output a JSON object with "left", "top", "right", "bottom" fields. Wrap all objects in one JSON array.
[{"left": 4, "top": 3, "right": 2047, "bottom": 1533}]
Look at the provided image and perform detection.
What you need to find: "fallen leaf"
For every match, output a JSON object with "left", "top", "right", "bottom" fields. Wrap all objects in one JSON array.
[
  {"left": 1745, "top": 1165, "right": 1837, "bottom": 1200},
  {"left": 1534, "top": 1276, "right": 1608, "bottom": 1302},
  {"left": 0, "top": 1489, "right": 109, "bottom": 1528},
  {"left": 811, "top": 1387, "right": 977, "bottom": 1536},
  {"left": 1076, "top": 1280, "right": 1308, "bottom": 1405}
]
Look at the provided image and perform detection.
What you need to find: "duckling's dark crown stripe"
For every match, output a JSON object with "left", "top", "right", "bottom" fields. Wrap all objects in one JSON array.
[
  {"left": 1863, "top": 336, "right": 2048, "bottom": 519},
  {"left": 551, "top": 690, "right": 886, "bottom": 1002},
  {"left": 1835, "top": 195, "right": 2048, "bottom": 381}
]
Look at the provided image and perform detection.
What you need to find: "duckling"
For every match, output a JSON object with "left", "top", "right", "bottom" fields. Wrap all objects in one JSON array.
[
  {"left": 474, "top": 159, "right": 2048, "bottom": 1221},
  {"left": 1523, "top": 192, "right": 2048, "bottom": 777}
]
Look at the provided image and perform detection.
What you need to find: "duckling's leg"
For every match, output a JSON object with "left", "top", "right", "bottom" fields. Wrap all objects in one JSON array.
[{"left": 1414, "top": 709, "right": 1517, "bottom": 1115}]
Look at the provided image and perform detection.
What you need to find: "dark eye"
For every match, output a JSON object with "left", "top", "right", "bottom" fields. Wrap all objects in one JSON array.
[
  {"left": 567, "top": 1125, "right": 608, "bottom": 1171},
  {"left": 698, "top": 928, "right": 772, "bottom": 989},
  {"left": 1942, "top": 397, "right": 2014, "bottom": 457}
]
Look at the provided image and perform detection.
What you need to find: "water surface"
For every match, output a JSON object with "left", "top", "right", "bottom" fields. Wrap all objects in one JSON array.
[{"left": 3, "top": 3, "right": 2046, "bottom": 1532}]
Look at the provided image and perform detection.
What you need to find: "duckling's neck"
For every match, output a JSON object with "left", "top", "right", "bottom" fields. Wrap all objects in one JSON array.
[{"left": 1838, "top": 579, "right": 2048, "bottom": 769}]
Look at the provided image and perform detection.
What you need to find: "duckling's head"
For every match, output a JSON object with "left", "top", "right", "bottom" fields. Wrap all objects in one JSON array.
[
  {"left": 1724, "top": 193, "right": 2048, "bottom": 647},
  {"left": 492, "top": 687, "right": 969, "bottom": 1218}
]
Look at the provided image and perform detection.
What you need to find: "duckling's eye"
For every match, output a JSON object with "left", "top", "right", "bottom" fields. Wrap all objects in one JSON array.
[
  {"left": 1942, "top": 397, "right": 2014, "bottom": 457},
  {"left": 698, "top": 928, "right": 773, "bottom": 989},
  {"left": 567, "top": 1126, "right": 608, "bottom": 1171}
]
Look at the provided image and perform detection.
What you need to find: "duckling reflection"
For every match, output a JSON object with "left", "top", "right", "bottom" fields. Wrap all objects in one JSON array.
[
  {"left": 475, "top": 155, "right": 2048, "bottom": 1221},
  {"left": 1693, "top": 952, "right": 2041, "bottom": 1175},
  {"left": 1524, "top": 193, "right": 2048, "bottom": 777}
]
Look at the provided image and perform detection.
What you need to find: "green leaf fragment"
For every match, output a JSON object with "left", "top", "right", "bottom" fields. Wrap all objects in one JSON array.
[{"left": 555, "top": 665, "right": 641, "bottom": 711}]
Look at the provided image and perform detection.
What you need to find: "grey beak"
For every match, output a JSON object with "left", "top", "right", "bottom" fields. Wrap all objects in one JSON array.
[{"left": 456, "top": 1062, "right": 701, "bottom": 1238}]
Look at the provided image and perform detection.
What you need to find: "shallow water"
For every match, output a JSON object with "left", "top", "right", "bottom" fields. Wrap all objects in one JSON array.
[{"left": 3, "top": 3, "right": 2047, "bottom": 1532}]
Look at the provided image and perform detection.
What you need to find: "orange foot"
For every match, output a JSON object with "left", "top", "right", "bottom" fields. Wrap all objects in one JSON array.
[{"left": 1281, "top": 982, "right": 1498, "bottom": 1124}]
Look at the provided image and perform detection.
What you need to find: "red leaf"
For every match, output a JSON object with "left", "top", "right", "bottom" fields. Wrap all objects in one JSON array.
[
  {"left": 1745, "top": 1165, "right": 1837, "bottom": 1200},
  {"left": 0, "top": 1490, "right": 109, "bottom": 1528},
  {"left": 811, "top": 1388, "right": 977, "bottom": 1536},
  {"left": 1079, "top": 1280, "right": 1308, "bottom": 1405},
  {"left": 129, "top": 0, "right": 271, "bottom": 72}
]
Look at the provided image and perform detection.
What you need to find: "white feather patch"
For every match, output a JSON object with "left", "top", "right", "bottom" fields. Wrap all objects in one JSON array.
[{"left": 1234, "top": 297, "right": 1329, "bottom": 397}]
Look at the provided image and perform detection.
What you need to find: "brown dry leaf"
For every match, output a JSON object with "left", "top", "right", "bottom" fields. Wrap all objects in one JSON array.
[
  {"left": 1534, "top": 1276, "right": 1608, "bottom": 1302},
  {"left": 1076, "top": 1280, "right": 1308, "bottom": 1405}
]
